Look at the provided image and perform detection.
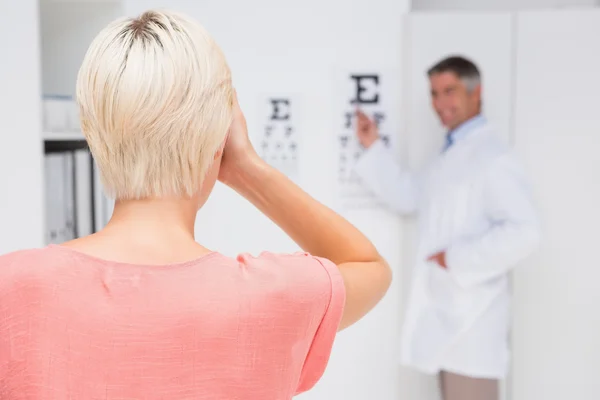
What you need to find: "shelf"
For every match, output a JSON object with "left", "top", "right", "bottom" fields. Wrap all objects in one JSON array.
[
  {"left": 44, "top": 140, "right": 89, "bottom": 154},
  {"left": 43, "top": 131, "right": 85, "bottom": 142},
  {"left": 40, "top": 0, "right": 121, "bottom": 3}
]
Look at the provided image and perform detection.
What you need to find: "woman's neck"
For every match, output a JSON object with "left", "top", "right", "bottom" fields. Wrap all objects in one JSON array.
[
  {"left": 103, "top": 197, "right": 199, "bottom": 242},
  {"left": 57, "top": 196, "right": 212, "bottom": 265}
]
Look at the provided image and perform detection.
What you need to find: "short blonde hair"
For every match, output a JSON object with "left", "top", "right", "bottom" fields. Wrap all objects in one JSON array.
[{"left": 76, "top": 9, "right": 233, "bottom": 200}]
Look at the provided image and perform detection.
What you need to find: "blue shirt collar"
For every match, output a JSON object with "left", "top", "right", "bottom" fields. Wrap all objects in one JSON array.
[{"left": 444, "top": 114, "right": 486, "bottom": 151}]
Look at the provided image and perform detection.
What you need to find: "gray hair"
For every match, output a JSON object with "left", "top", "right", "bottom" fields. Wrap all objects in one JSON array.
[{"left": 427, "top": 56, "right": 481, "bottom": 93}]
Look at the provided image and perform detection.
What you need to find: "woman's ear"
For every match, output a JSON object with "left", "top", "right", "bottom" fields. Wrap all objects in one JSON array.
[
  {"left": 214, "top": 131, "right": 230, "bottom": 160},
  {"left": 214, "top": 147, "right": 223, "bottom": 160}
]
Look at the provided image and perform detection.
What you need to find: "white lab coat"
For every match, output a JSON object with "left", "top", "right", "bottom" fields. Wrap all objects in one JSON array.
[{"left": 353, "top": 120, "right": 540, "bottom": 379}]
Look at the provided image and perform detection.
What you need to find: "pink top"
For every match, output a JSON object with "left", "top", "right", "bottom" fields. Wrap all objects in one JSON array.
[{"left": 0, "top": 245, "right": 345, "bottom": 399}]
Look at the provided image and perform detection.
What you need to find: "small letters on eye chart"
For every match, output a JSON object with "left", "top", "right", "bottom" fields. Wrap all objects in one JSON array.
[
  {"left": 259, "top": 96, "right": 299, "bottom": 178},
  {"left": 335, "top": 69, "right": 399, "bottom": 210}
]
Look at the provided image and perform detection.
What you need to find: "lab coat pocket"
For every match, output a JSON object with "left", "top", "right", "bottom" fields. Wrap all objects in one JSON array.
[{"left": 427, "top": 262, "right": 470, "bottom": 314}]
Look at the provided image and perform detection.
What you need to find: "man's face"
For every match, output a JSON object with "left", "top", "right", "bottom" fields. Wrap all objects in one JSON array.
[{"left": 429, "top": 71, "right": 481, "bottom": 130}]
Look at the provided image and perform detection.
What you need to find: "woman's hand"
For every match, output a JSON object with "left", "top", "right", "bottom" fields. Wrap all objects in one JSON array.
[{"left": 218, "top": 90, "right": 262, "bottom": 186}]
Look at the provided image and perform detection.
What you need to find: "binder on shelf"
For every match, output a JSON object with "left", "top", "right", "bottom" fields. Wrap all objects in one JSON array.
[
  {"left": 43, "top": 141, "right": 98, "bottom": 245},
  {"left": 75, "top": 150, "right": 93, "bottom": 237},
  {"left": 44, "top": 153, "right": 65, "bottom": 244}
]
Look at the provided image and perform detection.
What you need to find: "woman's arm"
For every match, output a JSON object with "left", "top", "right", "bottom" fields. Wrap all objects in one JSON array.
[{"left": 218, "top": 92, "right": 392, "bottom": 331}]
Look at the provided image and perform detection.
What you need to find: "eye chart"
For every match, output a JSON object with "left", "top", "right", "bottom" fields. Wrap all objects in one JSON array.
[
  {"left": 257, "top": 96, "right": 300, "bottom": 179},
  {"left": 334, "top": 69, "right": 400, "bottom": 210}
]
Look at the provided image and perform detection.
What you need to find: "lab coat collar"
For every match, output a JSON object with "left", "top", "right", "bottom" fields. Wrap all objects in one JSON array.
[{"left": 444, "top": 114, "right": 487, "bottom": 151}]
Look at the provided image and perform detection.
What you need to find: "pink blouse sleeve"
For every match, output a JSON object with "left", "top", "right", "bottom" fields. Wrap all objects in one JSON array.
[{"left": 295, "top": 256, "right": 346, "bottom": 394}]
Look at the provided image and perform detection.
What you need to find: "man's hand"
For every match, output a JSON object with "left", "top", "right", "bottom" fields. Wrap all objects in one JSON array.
[
  {"left": 427, "top": 251, "right": 447, "bottom": 269},
  {"left": 356, "top": 109, "right": 379, "bottom": 149}
]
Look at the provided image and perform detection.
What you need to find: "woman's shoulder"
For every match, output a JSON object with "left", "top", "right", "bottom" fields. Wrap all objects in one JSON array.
[
  {"left": 238, "top": 251, "right": 339, "bottom": 279},
  {"left": 0, "top": 247, "right": 52, "bottom": 287},
  {"left": 0, "top": 247, "right": 47, "bottom": 268},
  {"left": 236, "top": 251, "right": 345, "bottom": 300}
]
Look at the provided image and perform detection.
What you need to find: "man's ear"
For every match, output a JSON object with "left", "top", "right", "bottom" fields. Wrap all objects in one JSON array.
[
  {"left": 470, "top": 84, "right": 482, "bottom": 111},
  {"left": 473, "top": 84, "right": 482, "bottom": 101}
]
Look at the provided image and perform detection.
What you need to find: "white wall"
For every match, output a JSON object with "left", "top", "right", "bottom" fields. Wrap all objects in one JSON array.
[
  {"left": 403, "top": 12, "right": 514, "bottom": 400},
  {"left": 120, "top": 1, "right": 408, "bottom": 400},
  {"left": 40, "top": 1, "right": 122, "bottom": 96},
  {"left": 511, "top": 9, "right": 600, "bottom": 400},
  {"left": 412, "top": 0, "right": 596, "bottom": 10},
  {"left": 0, "top": 0, "right": 44, "bottom": 253}
]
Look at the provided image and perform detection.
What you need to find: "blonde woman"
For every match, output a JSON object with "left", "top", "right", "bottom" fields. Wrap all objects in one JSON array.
[{"left": 0, "top": 9, "right": 391, "bottom": 399}]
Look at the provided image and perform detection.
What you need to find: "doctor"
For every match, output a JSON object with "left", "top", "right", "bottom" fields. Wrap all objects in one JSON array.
[{"left": 353, "top": 56, "right": 541, "bottom": 400}]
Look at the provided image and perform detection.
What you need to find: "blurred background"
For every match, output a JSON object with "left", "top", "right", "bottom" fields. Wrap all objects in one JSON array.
[{"left": 1, "top": 0, "right": 599, "bottom": 399}]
